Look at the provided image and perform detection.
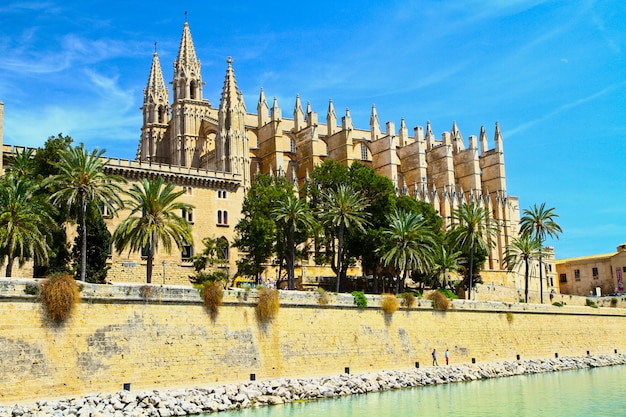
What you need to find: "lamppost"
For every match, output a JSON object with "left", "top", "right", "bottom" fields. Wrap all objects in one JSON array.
[{"left": 162, "top": 261, "right": 167, "bottom": 285}]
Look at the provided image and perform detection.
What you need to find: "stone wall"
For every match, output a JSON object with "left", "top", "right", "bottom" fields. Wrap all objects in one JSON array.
[{"left": 1, "top": 278, "right": 625, "bottom": 404}]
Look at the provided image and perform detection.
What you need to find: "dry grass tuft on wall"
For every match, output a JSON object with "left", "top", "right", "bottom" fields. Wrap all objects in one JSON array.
[
  {"left": 381, "top": 294, "right": 400, "bottom": 314},
  {"left": 402, "top": 292, "right": 417, "bottom": 308},
  {"left": 317, "top": 288, "right": 330, "bottom": 305},
  {"left": 430, "top": 291, "right": 450, "bottom": 311},
  {"left": 256, "top": 288, "right": 280, "bottom": 322},
  {"left": 202, "top": 282, "right": 224, "bottom": 320},
  {"left": 39, "top": 273, "right": 80, "bottom": 323}
]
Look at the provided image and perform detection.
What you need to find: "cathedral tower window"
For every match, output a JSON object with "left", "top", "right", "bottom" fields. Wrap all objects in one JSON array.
[
  {"left": 290, "top": 138, "right": 296, "bottom": 154},
  {"left": 190, "top": 80, "right": 197, "bottom": 100}
]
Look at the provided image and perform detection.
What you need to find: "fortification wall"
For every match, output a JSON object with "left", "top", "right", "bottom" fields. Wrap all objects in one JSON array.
[{"left": 1, "top": 279, "right": 625, "bottom": 404}]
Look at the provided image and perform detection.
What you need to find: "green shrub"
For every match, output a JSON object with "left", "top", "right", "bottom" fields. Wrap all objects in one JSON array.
[
  {"left": 610, "top": 297, "right": 618, "bottom": 307},
  {"left": 430, "top": 291, "right": 450, "bottom": 311},
  {"left": 402, "top": 292, "right": 417, "bottom": 308},
  {"left": 256, "top": 288, "right": 280, "bottom": 322},
  {"left": 352, "top": 291, "right": 368, "bottom": 309},
  {"left": 552, "top": 301, "right": 564, "bottom": 307},
  {"left": 190, "top": 270, "right": 228, "bottom": 286},
  {"left": 381, "top": 294, "right": 400, "bottom": 314},
  {"left": 586, "top": 299, "right": 598, "bottom": 308},
  {"left": 39, "top": 273, "right": 80, "bottom": 323},
  {"left": 24, "top": 283, "right": 39, "bottom": 296},
  {"left": 201, "top": 281, "right": 224, "bottom": 320}
]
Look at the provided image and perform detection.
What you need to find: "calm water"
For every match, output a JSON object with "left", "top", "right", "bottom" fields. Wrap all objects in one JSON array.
[{"left": 207, "top": 365, "right": 626, "bottom": 417}]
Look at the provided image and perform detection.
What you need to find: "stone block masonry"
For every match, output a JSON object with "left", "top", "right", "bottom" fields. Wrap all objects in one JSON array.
[{"left": 0, "top": 279, "right": 625, "bottom": 404}]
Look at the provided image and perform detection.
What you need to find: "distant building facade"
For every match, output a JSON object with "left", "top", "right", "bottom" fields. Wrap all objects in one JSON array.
[
  {"left": 0, "top": 22, "right": 557, "bottom": 295},
  {"left": 556, "top": 244, "right": 626, "bottom": 296}
]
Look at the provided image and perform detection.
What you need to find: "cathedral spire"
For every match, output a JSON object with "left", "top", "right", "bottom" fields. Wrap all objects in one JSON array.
[
  {"left": 173, "top": 21, "right": 202, "bottom": 101},
  {"left": 327, "top": 99, "right": 337, "bottom": 136},
  {"left": 370, "top": 104, "right": 381, "bottom": 141},
  {"left": 293, "top": 94, "right": 304, "bottom": 131},
  {"left": 494, "top": 121, "right": 504, "bottom": 153},
  {"left": 257, "top": 88, "right": 269, "bottom": 127},
  {"left": 220, "top": 57, "right": 240, "bottom": 112},
  {"left": 139, "top": 48, "right": 170, "bottom": 162},
  {"left": 144, "top": 50, "right": 169, "bottom": 115}
]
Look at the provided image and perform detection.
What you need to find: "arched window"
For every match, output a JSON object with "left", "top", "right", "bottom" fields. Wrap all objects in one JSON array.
[
  {"left": 158, "top": 105, "right": 166, "bottom": 123},
  {"left": 218, "top": 237, "right": 229, "bottom": 261},
  {"left": 190, "top": 80, "right": 197, "bottom": 100}
]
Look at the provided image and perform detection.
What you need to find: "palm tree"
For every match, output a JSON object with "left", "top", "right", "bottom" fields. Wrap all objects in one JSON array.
[
  {"left": 448, "top": 203, "right": 498, "bottom": 300},
  {"left": 429, "top": 243, "right": 464, "bottom": 290},
  {"left": 112, "top": 177, "right": 193, "bottom": 283},
  {"left": 0, "top": 177, "right": 56, "bottom": 277},
  {"left": 379, "top": 209, "right": 435, "bottom": 293},
  {"left": 520, "top": 203, "right": 562, "bottom": 303},
  {"left": 504, "top": 233, "right": 543, "bottom": 303},
  {"left": 318, "top": 185, "right": 370, "bottom": 292},
  {"left": 272, "top": 195, "right": 316, "bottom": 290},
  {"left": 6, "top": 148, "right": 35, "bottom": 179},
  {"left": 44, "top": 144, "right": 125, "bottom": 281}
]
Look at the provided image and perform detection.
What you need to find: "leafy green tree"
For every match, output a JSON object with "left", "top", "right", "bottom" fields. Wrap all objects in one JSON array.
[
  {"left": 379, "top": 209, "right": 435, "bottom": 293},
  {"left": 234, "top": 174, "right": 293, "bottom": 282},
  {"left": 190, "top": 237, "right": 230, "bottom": 286},
  {"left": 344, "top": 163, "right": 396, "bottom": 291},
  {"left": 504, "top": 233, "right": 543, "bottom": 303},
  {"left": 71, "top": 200, "right": 111, "bottom": 283},
  {"left": 112, "top": 177, "right": 193, "bottom": 284},
  {"left": 317, "top": 184, "right": 370, "bottom": 292},
  {"left": 448, "top": 203, "right": 498, "bottom": 300},
  {"left": 0, "top": 177, "right": 55, "bottom": 277},
  {"left": 520, "top": 203, "right": 562, "bottom": 303},
  {"left": 31, "top": 134, "right": 74, "bottom": 276},
  {"left": 272, "top": 195, "right": 316, "bottom": 290},
  {"left": 44, "top": 144, "right": 125, "bottom": 281}
]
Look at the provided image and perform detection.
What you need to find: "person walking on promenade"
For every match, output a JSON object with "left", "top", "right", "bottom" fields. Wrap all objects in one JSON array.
[
  {"left": 445, "top": 349, "right": 449, "bottom": 365},
  {"left": 432, "top": 348, "right": 438, "bottom": 366}
]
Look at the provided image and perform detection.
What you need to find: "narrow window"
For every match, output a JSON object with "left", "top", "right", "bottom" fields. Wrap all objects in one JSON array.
[
  {"left": 218, "top": 237, "right": 229, "bottom": 261},
  {"left": 181, "top": 244, "right": 193, "bottom": 260},
  {"left": 559, "top": 273, "right": 567, "bottom": 283},
  {"left": 218, "top": 210, "right": 222, "bottom": 224},
  {"left": 592, "top": 267, "right": 599, "bottom": 279},
  {"left": 223, "top": 211, "right": 228, "bottom": 225},
  {"left": 290, "top": 138, "right": 296, "bottom": 154},
  {"left": 361, "top": 143, "right": 368, "bottom": 160},
  {"left": 574, "top": 269, "right": 580, "bottom": 281}
]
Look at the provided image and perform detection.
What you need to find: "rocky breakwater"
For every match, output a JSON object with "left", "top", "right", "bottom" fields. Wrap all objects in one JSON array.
[{"left": 2, "top": 354, "right": 625, "bottom": 417}]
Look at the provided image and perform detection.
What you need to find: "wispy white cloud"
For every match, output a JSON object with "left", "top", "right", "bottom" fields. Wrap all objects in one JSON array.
[{"left": 506, "top": 82, "right": 626, "bottom": 137}]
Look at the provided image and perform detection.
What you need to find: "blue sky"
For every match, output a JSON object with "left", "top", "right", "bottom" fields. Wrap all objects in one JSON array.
[{"left": 0, "top": 1, "right": 624, "bottom": 259}]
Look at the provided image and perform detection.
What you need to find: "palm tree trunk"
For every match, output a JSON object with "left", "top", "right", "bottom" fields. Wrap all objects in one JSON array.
[
  {"left": 539, "top": 253, "right": 544, "bottom": 304},
  {"left": 80, "top": 195, "right": 87, "bottom": 282},
  {"left": 335, "top": 225, "right": 344, "bottom": 293},
  {"left": 467, "top": 241, "right": 474, "bottom": 300},
  {"left": 524, "top": 258, "right": 529, "bottom": 303},
  {"left": 146, "top": 246, "right": 154, "bottom": 284},
  {"left": 6, "top": 257, "right": 13, "bottom": 277},
  {"left": 288, "top": 224, "right": 295, "bottom": 290},
  {"left": 5, "top": 236, "right": 13, "bottom": 277}
]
